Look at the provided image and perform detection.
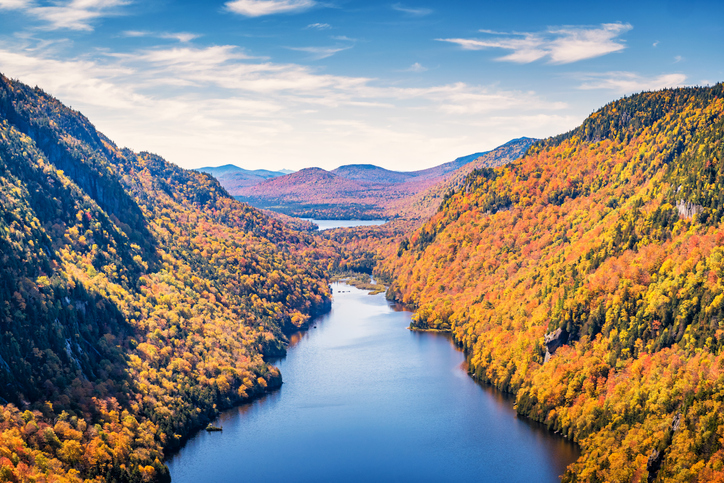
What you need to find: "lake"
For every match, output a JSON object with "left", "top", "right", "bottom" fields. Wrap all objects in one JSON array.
[
  {"left": 301, "top": 218, "right": 387, "bottom": 230},
  {"left": 167, "top": 283, "right": 579, "bottom": 482}
]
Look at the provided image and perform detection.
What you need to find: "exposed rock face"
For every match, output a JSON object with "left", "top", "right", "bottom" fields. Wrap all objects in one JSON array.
[
  {"left": 676, "top": 200, "right": 703, "bottom": 219},
  {"left": 544, "top": 327, "right": 569, "bottom": 363},
  {"left": 646, "top": 413, "right": 682, "bottom": 483},
  {"left": 646, "top": 449, "right": 662, "bottom": 483}
]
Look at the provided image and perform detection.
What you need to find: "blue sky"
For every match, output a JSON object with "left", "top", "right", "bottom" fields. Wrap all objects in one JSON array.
[{"left": 0, "top": 0, "right": 722, "bottom": 171}]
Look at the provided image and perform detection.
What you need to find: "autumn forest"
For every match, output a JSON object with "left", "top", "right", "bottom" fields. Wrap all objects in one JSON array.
[{"left": 1, "top": 71, "right": 724, "bottom": 483}]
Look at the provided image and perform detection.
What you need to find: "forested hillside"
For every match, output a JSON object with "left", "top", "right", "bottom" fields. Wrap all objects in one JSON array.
[
  {"left": 382, "top": 84, "right": 724, "bottom": 481},
  {"left": 0, "top": 74, "right": 331, "bottom": 482},
  {"left": 5, "top": 68, "right": 724, "bottom": 483}
]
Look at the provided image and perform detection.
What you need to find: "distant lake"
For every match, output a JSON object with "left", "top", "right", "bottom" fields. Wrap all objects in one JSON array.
[
  {"left": 301, "top": 218, "right": 387, "bottom": 230},
  {"left": 167, "top": 283, "right": 579, "bottom": 482}
]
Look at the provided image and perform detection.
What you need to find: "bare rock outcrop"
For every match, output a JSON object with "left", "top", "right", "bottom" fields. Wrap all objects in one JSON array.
[{"left": 544, "top": 327, "right": 569, "bottom": 363}]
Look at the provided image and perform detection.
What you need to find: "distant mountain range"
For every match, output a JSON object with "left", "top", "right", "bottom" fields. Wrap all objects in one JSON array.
[
  {"left": 195, "top": 165, "right": 293, "bottom": 191},
  {"left": 328, "top": 150, "right": 491, "bottom": 185},
  {"left": 206, "top": 139, "right": 535, "bottom": 220}
]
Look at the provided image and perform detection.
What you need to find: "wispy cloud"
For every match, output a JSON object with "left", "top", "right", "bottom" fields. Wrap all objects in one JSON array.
[
  {"left": 8, "top": 0, "right": 132, "bottom": 31},
  {"left": 577, "top": 72, "right": 687, "bottom": 93},
  {"left": 122, "top": 29, "right": 147, "bottom": 37},
  {"left": 0, "top": 0, "right": 32, "bottom": 8},
  {"left": 0, "top": 41, "right": 573, "bottom": 171},
  {"left": 159, "top": 32, "right": 200, "bottom": 43},
  {"left": 306, "top": 22, "right": 330, "bottom": 30},
  {"left": 392, "top": 3, "right": 432, "bottom": 16},
  {"left": 225, "top": 0, "right": 315, "bottom": 17},
  {"left": 122, "top": 30, "right": 201, "bottom": 42},
  {"left": 124, "top": 45, "right": 254, "bottom": 69},
  {"left": 438, "top": 23, "right": 632, "bottom": 64},
  {"left": 403, "top": 62, "right": 427, "bottom": 72},
  {"left": 388, "top": 83, "right": 567, "bottom": 115},
  {"left": 288, "top": 45, "right": 351, "bottom": 60},
  {"left": 0, "top": 0, "right": 130, "bottom": 31}
]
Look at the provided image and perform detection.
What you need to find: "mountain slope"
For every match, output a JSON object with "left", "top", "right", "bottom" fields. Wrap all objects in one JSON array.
[
  {"left": 0, "top": 74, "right": 331, "bottom": 483},
  {"left": 331, "top": 164, "right": 415, "bottom": 184},
  {"left": 381, "top": 84, "right": 724, "bottom": 481},
  {"left": 390, "top": 137, "right": 535, "bottom": 220},
  {"left": 236, "top": 142, "right": 533, "bottom": 220}
]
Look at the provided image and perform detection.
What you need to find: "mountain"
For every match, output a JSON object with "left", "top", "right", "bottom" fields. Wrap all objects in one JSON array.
[
  {"left": 237, "top": 167, "right": 383, "bottom": 219},
  {"left": 390, "top": 138, "right": 536, "bottom": 220},
  {"left": 328, "top": 149, "right": 494, "bottom": 184},
  {"left": 195, "top": 164, "right": 291, "bottom": 192},
  {"left": 381, "top": 84, "right": 724, "bottom": 481},
  {"left": 0, "top": 74, "right": 330, "bottom": 482},
  {"left": 235, "top": 140, "right": 534, "bottom": 220},
  {"left": 331, "top": 164, "right": 415, "bottom": 184}
]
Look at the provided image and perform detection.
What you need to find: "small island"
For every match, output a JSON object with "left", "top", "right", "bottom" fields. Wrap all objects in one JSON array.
[{"left": 205, "top": 424, "right": 223, "bottom": 432}]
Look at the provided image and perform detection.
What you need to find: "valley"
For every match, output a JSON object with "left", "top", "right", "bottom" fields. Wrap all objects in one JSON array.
[{"left": 1, "top": 71, "right": 724, "bottom": 483}]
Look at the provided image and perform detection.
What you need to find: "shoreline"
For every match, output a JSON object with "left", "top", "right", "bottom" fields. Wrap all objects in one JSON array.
[
  {"left": 396, "top": 297, "right": 581, "bottom": 454},
  {"left": 162, "top": 297, "right": 333, "bottom": 462}
]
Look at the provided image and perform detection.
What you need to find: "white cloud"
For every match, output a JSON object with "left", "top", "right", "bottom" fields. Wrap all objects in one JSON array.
[
  {"left": 159, "top": 32, "right": 200, "bottom": 43},
  {"left": 122, "top": 30, "right": 201, "bottom": 42},
  {"left": 0, "top": 43, "right": 576, "bottom": 171},
  {"left": 288, "top": 45, "right": 351, "bottom": 60},
  {"left": 383, "top": 83, "right": 566, "bottom": 115},
  {"left": 0, "top": 49, "right": 142, "bottom": 109},
  {"left": 441, "top": 34, "right": 547, "bottom": 63},
  {"left": 438, "top": 23, "right": 632, "bottom": 64},
  {"left": 404, "top": 62, "right": 427, "bottom": 72},
  {"left": 306, "top": 22, "right": 330, "bottom": 30},
  {"left": 673, "top": 55, "right": 683, "bottom": 63},
  {"left": 392, "top": 3, "right": 432, "bottom": 16},
  {"left": 225, "top": 0, "right": 315, "bottom": 17},
  {"left": 478, "top": 29, "right": 512, "bottom": 35},
  {"left": 0, "top": 0, "right": 131, "bottom": 31},
  {"left": 547, "top": 24, "right": 632, "bottom": 63},
  {"left": 122, "top": 30, "right": 148, "bottom": 37},
  {"left": 26, "top": 0, "right": 131, "bottom": 31},
  {"left": 577, "top": 72, "right": 687, "bottom": 93},
  {"left": 0, "top": 0, "right": 31, "bottom": 8},
  {"left": 127, "top": 45, "right": 251, "bottom": 67}
]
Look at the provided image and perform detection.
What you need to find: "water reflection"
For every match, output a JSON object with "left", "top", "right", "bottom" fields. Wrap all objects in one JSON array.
[
  {"left": 287, "top": 330, "right": 307, "bottom": 348},
  {"left": 389, "top": 301, "right": 409, "bottom": 313}
]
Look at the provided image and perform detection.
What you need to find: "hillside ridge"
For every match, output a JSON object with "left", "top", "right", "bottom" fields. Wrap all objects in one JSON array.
[
  {"left": 380, "top": 83, "right": 724, "bottom": 482},
  {"left": 0, "top": 73, "right": 331, "bottom": 483}
]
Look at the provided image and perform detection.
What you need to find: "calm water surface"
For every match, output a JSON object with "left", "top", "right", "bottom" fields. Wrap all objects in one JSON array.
[
  {"left": 301, "top": 218, "right": 387, "bottom": 230},
  {"left": 167, "top": 283, "right": 579, "bottom": 482}
]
